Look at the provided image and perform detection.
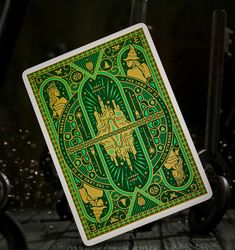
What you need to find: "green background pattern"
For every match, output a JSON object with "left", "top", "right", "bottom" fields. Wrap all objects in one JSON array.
[{"left": 27, "top": 28, "right": 207, "bottom": 240}]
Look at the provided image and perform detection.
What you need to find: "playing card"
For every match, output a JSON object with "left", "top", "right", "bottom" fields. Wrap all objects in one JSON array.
[{"left": 22, "top": 23, "right": 212, "bottom": 246}]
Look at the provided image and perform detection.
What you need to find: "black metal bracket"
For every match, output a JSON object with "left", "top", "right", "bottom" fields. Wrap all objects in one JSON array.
[{"left": 205, "top": 9, "right": 233, "bottom": 157}]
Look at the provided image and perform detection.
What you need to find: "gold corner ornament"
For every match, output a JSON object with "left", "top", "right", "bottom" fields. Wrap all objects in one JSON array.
[
  {"left": 164, "top": 149, "right": 186, "bottom": 186},
  {"left": 124, "top": 45, "right": 151, "bottom": 82},
  {"left": 47, "top": 81, "right": 67, "bottom": 117}
]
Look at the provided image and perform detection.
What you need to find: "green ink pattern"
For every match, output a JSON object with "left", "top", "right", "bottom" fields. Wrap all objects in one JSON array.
[{"left": 27, "top": 28, "right": 207, "bottom": 240}]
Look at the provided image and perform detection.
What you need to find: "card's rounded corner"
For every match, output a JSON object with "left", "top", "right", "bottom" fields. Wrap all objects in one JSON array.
[
  {"left": 81, "top": 237, "right": 93, "bottom": 247},
  {"left": 206, "top": 185, "right": 213, "bottom": 200},
  {"left": 134, "top": 22, "right": 149, "bottom": 31},
  {"left": 22, "top": 68, "right": 30, "bottom": 81}
]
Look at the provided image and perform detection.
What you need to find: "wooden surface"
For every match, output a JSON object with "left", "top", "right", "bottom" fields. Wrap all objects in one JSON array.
[{"left": 1, "top": 208, "right": 235, "bottom": 250}]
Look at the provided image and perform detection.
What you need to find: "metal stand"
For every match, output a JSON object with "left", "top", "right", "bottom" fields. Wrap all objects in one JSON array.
[
  {"left": 130, "top": 0, "right": 148, "bottom": 25},
  {"left": 0, "top": 172, "right": 28, "bottom": 249},
  {"left": 0, "top": 0, "right": 29, "bottom": 86},
  {"left": 188, "top": 9, "right": 233, "bottom": 234}
]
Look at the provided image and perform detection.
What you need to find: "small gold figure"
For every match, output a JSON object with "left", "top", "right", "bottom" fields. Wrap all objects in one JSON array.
[
  {"left": 124, "top": 45, "right": 151, "bottom": 82},
  {"left": 164, "top": 149, "right": 186, "bottom": 186},
  {"left": 79, "top": 184, "right": 106, "bottom": 223},
  {"left": 91, "top": 206, "right": 106, "bottom": 223},
  {"left": 47, "top": 82, "right": 67, "bottom": 117}
]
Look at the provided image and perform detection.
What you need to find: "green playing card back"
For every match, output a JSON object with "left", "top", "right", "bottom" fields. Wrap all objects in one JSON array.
[{"left": 23, "top": 23, "right": 212, "bottom": 246}]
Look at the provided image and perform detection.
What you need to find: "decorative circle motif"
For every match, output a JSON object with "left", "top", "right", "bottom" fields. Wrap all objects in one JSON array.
[
  {"left": 65, "top": 133, "right": 71, "bottom": 140},
  {"left": 71, "top": 71, "right": 83, "bottom": 82},
  {"left": 160, "top": 125, "right": 166, "bottom": 132},
  {"left": 68, "top": 114, "right": 74, "bottom": 121},
  {"left": 100, "top": 59, "right": 112, "bottom": 71},
  {"left": 135, "top": 87, "right": 141, "bottom": 94},
  {"left": 117, "top": 196, "right": 130, "bottom": 209},
  {"left": 59, "top": 74, "right": 172, "bottom": 192},
  {"left": 149, "top": 99, "right": 156, "bottom": 106},
  {"left": 89, "top": 172, "right": 95, "bottom": 179},
  {"left": 157, "top": 144, "right": 164, "bottom": 152},
  {"left": 75, "top": 160, "right": 81, "bottom": 166},
  {"left": 148, "top": 184, "right": 160, "bottom": 196},
  {"left": 87, "top": 165, "right": 93, "bottom": 171}
]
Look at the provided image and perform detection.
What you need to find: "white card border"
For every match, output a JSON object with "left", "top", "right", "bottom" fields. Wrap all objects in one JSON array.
[{"left": 22, "top": 23, "right": 212, "bottom": 246}]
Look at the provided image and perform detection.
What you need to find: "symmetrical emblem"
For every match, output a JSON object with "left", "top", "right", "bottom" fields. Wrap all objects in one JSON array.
[{"left": 25, "top": 26, "right": 209, "bottom": 243}]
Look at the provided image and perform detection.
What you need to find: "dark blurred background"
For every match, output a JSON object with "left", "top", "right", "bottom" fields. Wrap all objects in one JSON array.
[{"left": 0, "top": 0, "right": 234, "bottom": 210}]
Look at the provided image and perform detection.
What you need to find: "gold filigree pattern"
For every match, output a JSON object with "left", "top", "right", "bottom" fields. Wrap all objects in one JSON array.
[{"left": 94, "top": 96, "right": 137, "bottom": 170}]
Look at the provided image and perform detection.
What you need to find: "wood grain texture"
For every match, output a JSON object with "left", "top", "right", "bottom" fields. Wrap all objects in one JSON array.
[
  {"left": 214, "top": 211, "right": 235, "bottom": 250},
  {"left": 0, "top": 209, "right": 234, "bottom": 249}
]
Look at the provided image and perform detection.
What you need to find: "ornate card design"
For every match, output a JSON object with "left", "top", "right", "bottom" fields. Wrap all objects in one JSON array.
[{"left": 23, "top": 24, "right": 212, "bottom": 246}]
